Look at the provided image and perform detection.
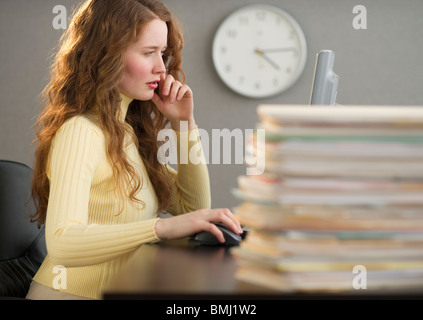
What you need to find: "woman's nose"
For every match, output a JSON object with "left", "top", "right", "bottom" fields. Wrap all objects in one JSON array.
[{"left": 154, "top": 55, "right": 167, "bottom": 74}]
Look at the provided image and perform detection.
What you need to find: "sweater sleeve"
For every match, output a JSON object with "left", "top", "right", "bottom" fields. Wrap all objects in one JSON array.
[
  {"left": 45, "top": 118, "right": 159, "bottom": 268},
  {"left": 165, "top": 127, "right": 211, "bottom": 215}
]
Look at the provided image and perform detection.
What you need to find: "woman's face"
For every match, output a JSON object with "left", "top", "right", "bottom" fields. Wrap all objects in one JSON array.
[{"left": 119, "top": 19, "right": 168, "bottom": 101}]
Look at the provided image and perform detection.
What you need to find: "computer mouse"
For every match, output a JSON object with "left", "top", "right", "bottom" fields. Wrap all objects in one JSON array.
[{"left": 192, "top": 222, "right": 242, "bottom": 246}]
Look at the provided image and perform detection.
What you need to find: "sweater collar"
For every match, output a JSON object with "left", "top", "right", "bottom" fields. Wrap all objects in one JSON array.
[{"left": 119, "top": 92, "right": 134, "bottom": 122}]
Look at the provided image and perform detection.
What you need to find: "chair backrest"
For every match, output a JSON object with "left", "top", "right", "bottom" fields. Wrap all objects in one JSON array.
[{"left": 0, "top": 160, "right": 47, "bottom": 298}]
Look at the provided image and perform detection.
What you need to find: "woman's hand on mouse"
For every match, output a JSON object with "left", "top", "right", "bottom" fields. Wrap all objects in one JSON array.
[
  {"left": 151, "top": 73, "right": 196, "bottom": 131},
  {"left": 154, "top": 208, "right": 243, "bottom": 243}
]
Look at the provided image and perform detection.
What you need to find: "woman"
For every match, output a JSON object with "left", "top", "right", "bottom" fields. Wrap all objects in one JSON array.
[{"left": 27, "top": 0, "right": 242, "bottom": 300}]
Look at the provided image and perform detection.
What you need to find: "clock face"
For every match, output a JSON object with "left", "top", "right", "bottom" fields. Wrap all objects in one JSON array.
[{"left": 212, "top": 5, "right": 307, "bottom": 98}]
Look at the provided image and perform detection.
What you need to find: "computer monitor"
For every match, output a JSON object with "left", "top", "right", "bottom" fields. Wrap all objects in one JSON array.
[{"left": 309, "top": 50, "right": 339, "bottom": 106}]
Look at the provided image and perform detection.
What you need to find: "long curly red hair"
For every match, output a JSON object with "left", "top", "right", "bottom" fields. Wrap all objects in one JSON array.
[{"left": 31, "top": 0, "right": 185, "bottom": 226}]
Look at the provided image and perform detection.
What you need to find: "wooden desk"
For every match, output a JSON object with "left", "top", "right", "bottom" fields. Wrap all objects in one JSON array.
[
  {"left": 103, "top": 239, "right": 277, "bottom": 300},
  {"left": 102, "top": 239, "right": 423, "bottom": 300}
]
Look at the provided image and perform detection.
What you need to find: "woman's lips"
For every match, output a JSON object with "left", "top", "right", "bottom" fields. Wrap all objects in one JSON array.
[{"left": 146, "top": 81, "right": 159, "bottom": 89}]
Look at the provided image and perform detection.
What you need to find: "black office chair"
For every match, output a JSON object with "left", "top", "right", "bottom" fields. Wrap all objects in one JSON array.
[{"left": 0, "top": 160, "right": 47, "bottom": 299}]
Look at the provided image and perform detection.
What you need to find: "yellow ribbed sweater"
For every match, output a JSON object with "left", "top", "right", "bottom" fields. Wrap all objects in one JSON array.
[{"left": 33, "top": 94, "right": 211, "bottom": 299}]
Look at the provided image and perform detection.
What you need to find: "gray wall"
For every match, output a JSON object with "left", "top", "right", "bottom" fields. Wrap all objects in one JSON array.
[{"left": 1, "top": 0, "right": 422, "bottom": 211}]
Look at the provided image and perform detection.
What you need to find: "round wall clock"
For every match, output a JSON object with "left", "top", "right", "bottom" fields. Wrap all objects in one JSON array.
[{"left": 212, "top": 4, "right": 307, "bottom": 99}]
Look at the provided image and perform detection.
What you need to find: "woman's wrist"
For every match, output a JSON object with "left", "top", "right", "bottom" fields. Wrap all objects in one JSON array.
[
  {"left": 154, "top": 218, "right": 168, "bottom": 240},
  {"left": 154, "top": 218, "right": 162, "bottom": 240},
  {"left": 170, "top": 118, "right": 196, "bottom": 132}
]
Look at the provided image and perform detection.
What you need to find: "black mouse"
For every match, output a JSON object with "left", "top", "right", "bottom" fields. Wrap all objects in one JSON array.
[{"left": 192, "top": 222, "right": 242, "bottom": 246}]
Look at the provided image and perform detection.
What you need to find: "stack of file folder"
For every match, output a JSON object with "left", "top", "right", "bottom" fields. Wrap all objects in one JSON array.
[{"left": 233, "top": 105, "right": 423, "bottom": 293}]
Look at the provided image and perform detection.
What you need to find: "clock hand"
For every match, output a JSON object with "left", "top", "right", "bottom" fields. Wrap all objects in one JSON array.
[
  {"left": 260, "top": 47, "right": 298, "bottom": 55},
  {"left": 255, "top": 49, "right": 280, "bottom": 70}
]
